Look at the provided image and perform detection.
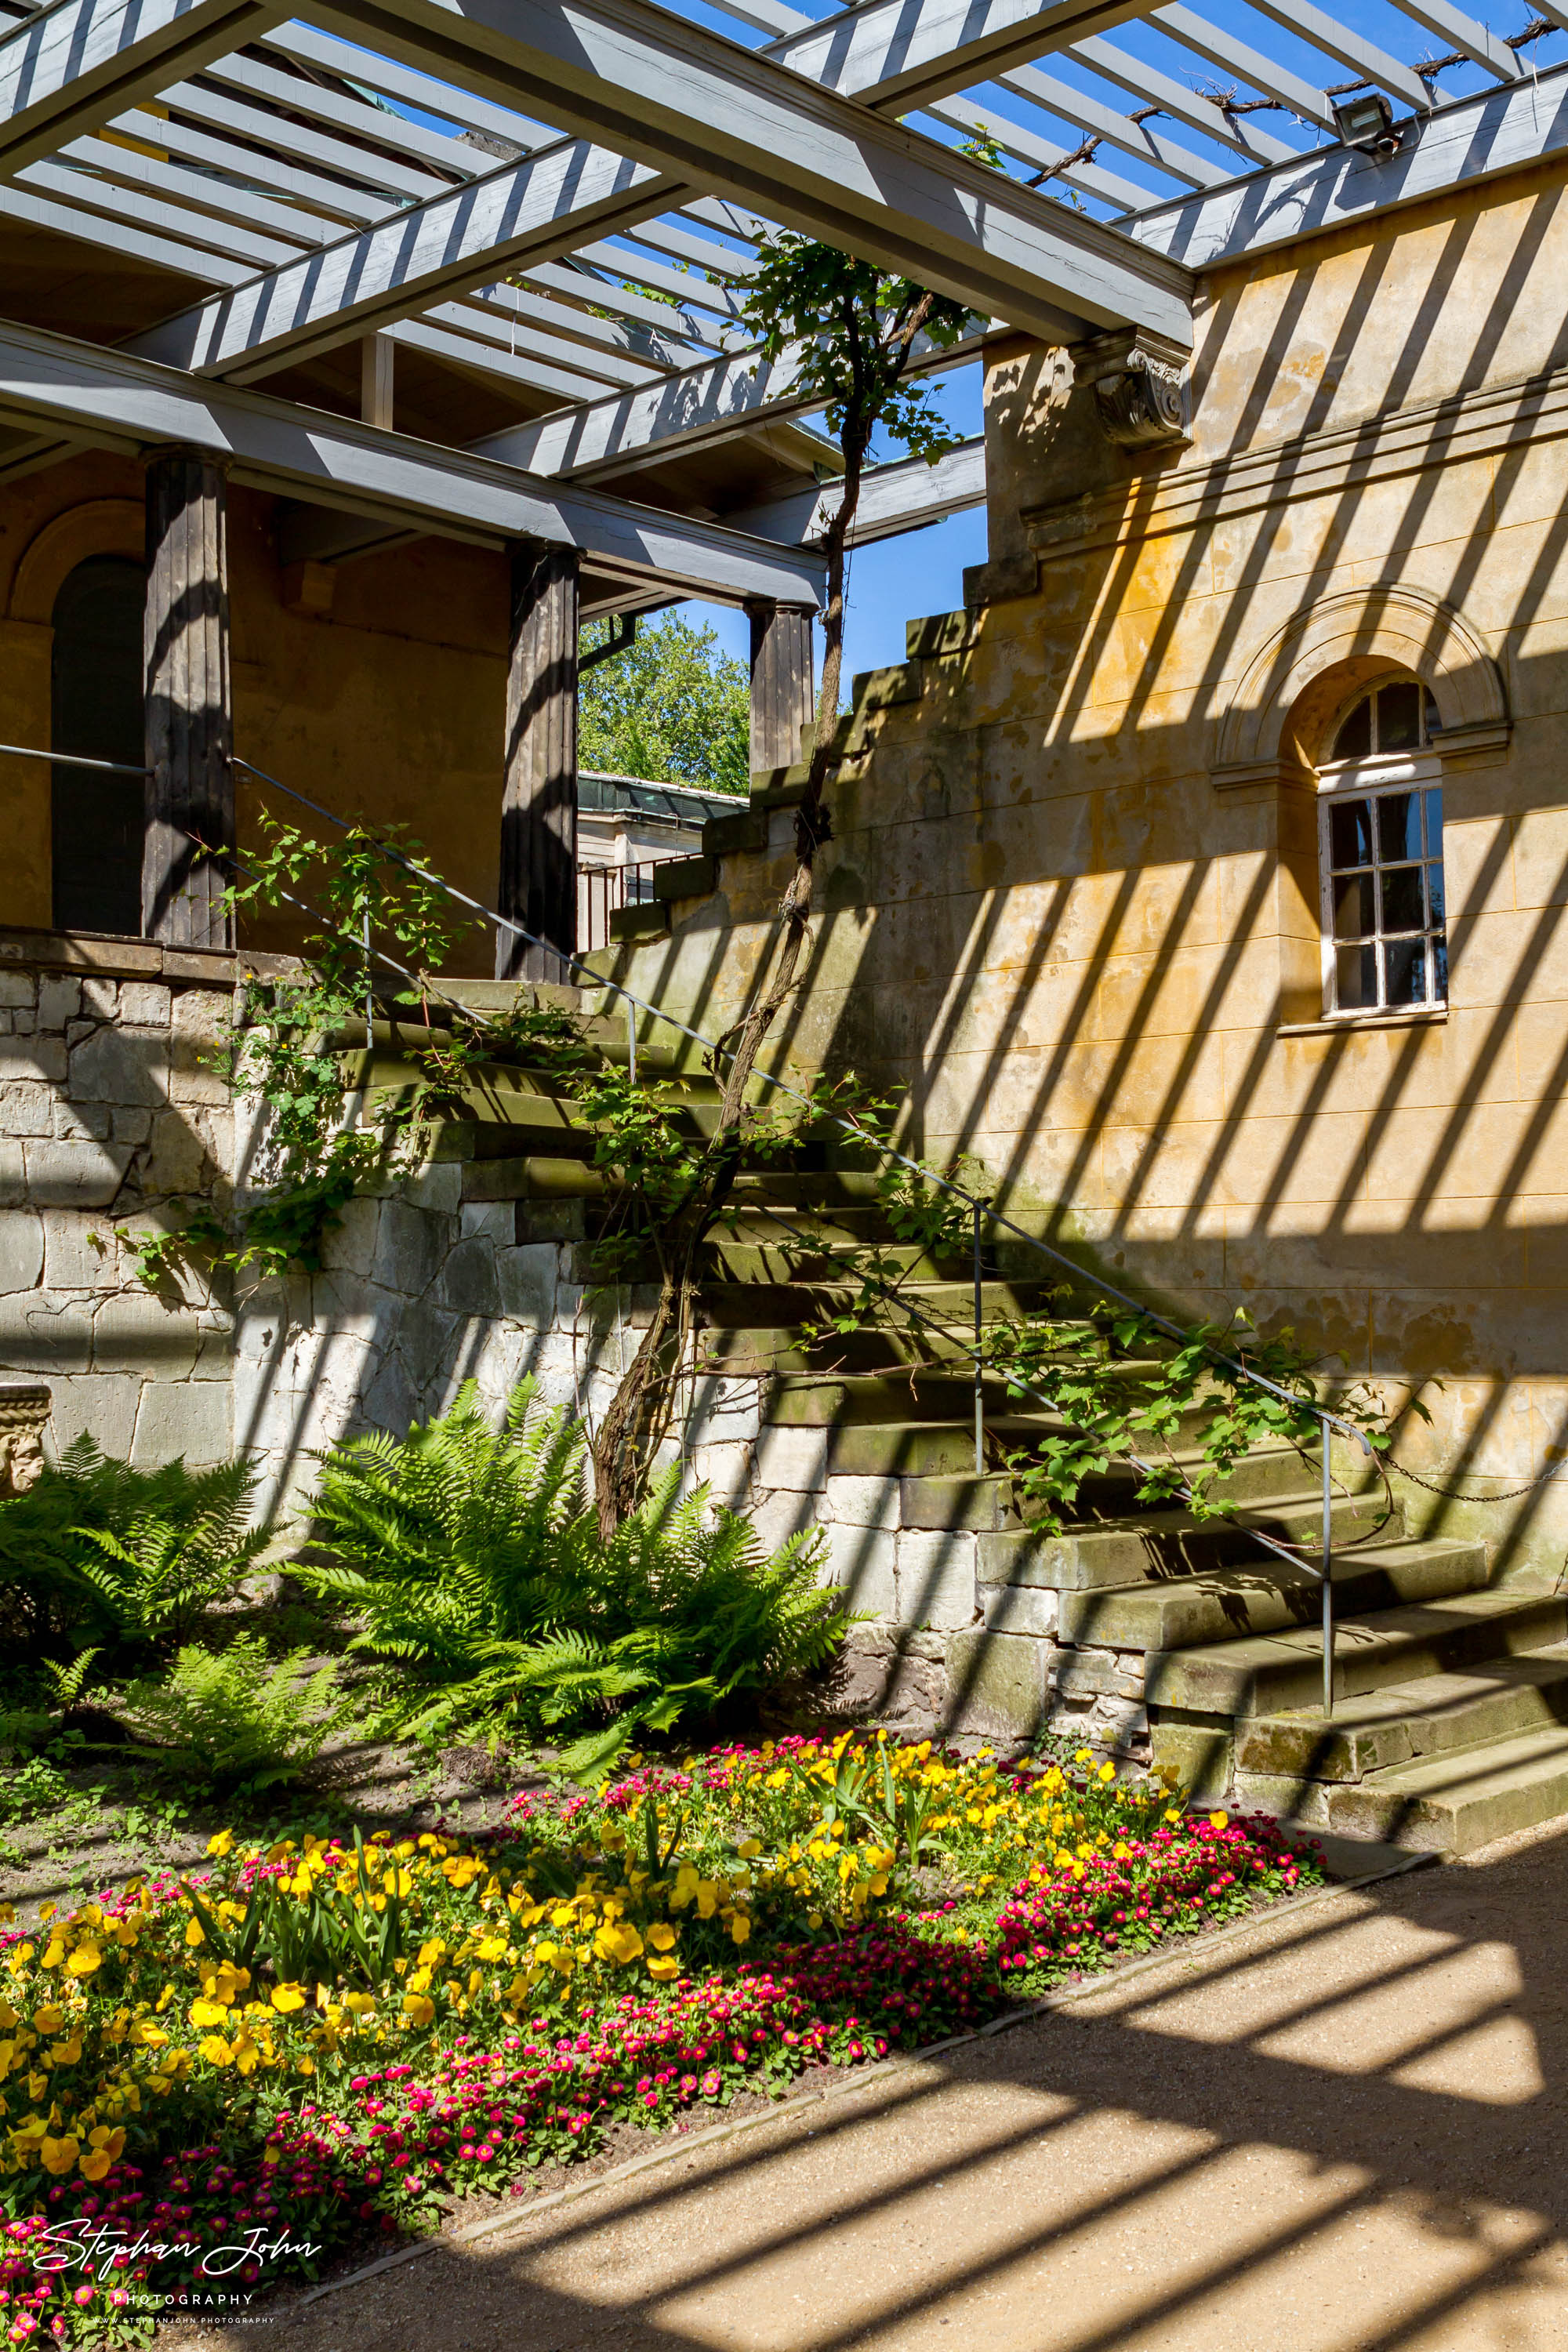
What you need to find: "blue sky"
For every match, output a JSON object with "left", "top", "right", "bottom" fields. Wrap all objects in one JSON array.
[{"left": 682, "top": 360, "right": 988, "bottom": 685}]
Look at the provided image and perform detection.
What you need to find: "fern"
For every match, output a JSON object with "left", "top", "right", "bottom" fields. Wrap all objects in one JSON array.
[
  {"left": 0, "top": 1437, "right": 268, "bottom": 1666},
  {"left": 302, "top": 1379, "right": 850, "bottom": 1767},
  {"left": 120, "top": 1633, "right": 356, "bottom": 1791}
]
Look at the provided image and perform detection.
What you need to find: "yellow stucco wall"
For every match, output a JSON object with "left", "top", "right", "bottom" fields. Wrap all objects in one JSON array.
[
  {"left": 601, "top": 158, "right": 1568, "bottom": 1581},
  {"left": 0, "top": 452, "right": 509, "bottom": 971}
]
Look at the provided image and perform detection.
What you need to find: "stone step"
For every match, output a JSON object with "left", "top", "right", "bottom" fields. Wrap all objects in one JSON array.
[
  {"left": 1323, "top": 1724, "right": 1568, "bottom": 1856},
  {"left": 825, "top": 1417, "right": 1067, "bottom": 1480},
  {"left": 979, "top": 1486, "right": 1390, "bottom": 1595},
  {"left": 1146, "top": 1585, "right": 1561, "bottom": 1717},
  {"left": 767, "top": 1372, "right": 1058, "bottom": 1428},
  {"left": 461, "top": 1154, "right": 607, "bottom": 1203},
  {"left": 1058, "top": 1537, "right": 1486, "bottom": 1653},
  {"left": 728, "top": 1171, "right": 887, "bottom": 1207},
  {"left": 1234, "top": 1647, "right": 1568, "bottom": 1783},
  {"left": 423, "top": 1120, "right": 597, "bottom": 1163},
  {"left": 898, "top": 1441, "right": 1327, "bottom": 1536},
  {"left": 693, "top": 1279, "right": 1093, "bottom": 1330}
]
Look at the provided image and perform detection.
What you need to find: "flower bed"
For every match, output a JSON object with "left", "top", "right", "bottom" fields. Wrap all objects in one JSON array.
[{"left": 0, "top": 1737, "right": 1320, "bottom": 2343}]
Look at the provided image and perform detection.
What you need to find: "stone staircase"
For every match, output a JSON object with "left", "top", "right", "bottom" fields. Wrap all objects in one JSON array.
[{"left": 340, "top": 976, "right": 1568, "bottom": 1859}]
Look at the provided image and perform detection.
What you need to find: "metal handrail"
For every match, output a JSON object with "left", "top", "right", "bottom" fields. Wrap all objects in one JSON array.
[
  {"left": 232, "top": 753, "right": 1362, "bottom": 1717},
  {"left": 0, "top": 742, "right": 151, "bottom": 778}
]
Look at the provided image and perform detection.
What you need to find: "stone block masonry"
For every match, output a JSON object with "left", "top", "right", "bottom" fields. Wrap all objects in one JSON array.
[
  {"left": 0, "top": 930, "right": 238, "bottom": 1466},
  {"left": 0, "top": 929, "right": 643, "bottom": 1526}
]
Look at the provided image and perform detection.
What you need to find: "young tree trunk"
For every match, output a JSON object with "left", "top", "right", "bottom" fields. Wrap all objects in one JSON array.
[{"left": 587, "top": 289, "right": 939, "bottom": 1532}]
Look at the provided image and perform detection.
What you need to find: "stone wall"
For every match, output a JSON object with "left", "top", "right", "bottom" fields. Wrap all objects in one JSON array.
[
  {"left": 0, "top": 931, "right": 643, "bottom": 1529},
  {"left": 230, "top": 1166, "right": 608, "bottom": 1524},
  {"left": 0, "top": 927, "right": 238, "bottom": 1465}
]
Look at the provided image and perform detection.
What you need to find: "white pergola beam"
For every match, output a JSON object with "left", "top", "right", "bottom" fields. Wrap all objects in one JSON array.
[
  {"left": 131, "top": 141, "right": 684, "bottom": 379},
  {"left": 729, "top": 434, "right": 987, "bottom": 546},
  {"left": 762, "top": 0, "right": 1149, "bottom": 116},
  {"left": 309, "top": 0, "right": 1193, "bottom": 344},
  {"left": 1242, "top": 0, "right": 1432, "bottom": 115},
  {"left": 1132, "top": 64, "right": 1568, "bottom": 268},
  {"left": 1066, "top": 35, "right": 1299, "bottom": 163},
  {"left": 1387, "top": 0, "right": 1524, "bottom": 84},
  {"left": 0, "top": 316, "right": 826, "bottom": 606},
  {"left": 0, "top": 0, "right": 284, "bottom": 171},
  {"left": 1151, "top": 5, "right": 1334, "bottom": 132},
  {"left": 476, "top": 325, "right": 986, "bottom": 481}
]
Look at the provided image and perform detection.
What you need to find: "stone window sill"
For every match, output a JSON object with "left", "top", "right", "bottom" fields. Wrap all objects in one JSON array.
[{"left": 1277, "top": 1006, "right": 1448, "bottom": 1040}]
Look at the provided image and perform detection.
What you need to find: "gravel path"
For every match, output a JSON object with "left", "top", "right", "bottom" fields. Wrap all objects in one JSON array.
[{"left": 171, "top": 1819, "right": 1568, "bottom": 2352}]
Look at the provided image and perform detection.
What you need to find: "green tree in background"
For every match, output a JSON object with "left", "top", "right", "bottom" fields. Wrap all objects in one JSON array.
[{"left": 579, "top": 612, "right": 751, "bottom": 793}]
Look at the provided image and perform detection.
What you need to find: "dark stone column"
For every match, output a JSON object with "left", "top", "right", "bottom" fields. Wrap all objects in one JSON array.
[
  {"left": 142, "top": 449, "right": 234, "bottom": 947},
  {"left": 745, "top": 597, "right": 815, "bottom": 775},
  {"left": 497, "top": 541, "right": 579, "bottom": 983}
]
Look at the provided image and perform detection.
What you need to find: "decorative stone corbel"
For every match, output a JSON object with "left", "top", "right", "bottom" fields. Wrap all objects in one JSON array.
[
  {"left": 1071, "top": 328, "right": 1191, "bottom": 455},
  {"left": 0, "top": 1381, "right": 49, "bottom": 1495}
]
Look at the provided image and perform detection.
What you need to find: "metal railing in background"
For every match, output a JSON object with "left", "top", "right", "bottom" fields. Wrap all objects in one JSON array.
[
  {"left": 220, "top": 753, "right": 1368, "bottom": 1721},
  {"left": 579, "top": 858, "right": 688, "bottom": 953}
]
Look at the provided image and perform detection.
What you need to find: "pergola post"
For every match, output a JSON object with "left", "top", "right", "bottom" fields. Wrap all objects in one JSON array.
[
  {"left": 745, "top": 597, "right": 815, "bottom": 775},
  {"left": 497, "top": 540, "right": 580, "bottom": 984},
  {"left": 142, "top": 448, "right": 234, "bottom": 948}
]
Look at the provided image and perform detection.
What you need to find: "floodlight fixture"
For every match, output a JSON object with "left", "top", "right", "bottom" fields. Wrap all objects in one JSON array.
[{"left": 1331, "top": 90, "right": 1399, "bottom": 153}]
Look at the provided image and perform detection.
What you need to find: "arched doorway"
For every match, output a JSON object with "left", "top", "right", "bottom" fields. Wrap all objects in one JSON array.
[{"left": 51, "top": 554, "right": 143, "bottom": 935}]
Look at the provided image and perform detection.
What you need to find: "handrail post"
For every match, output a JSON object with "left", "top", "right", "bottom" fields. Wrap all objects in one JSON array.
[
  {"left": 626, "top": 993, "right": 637, "bottom": 1087},
  {"left": 973, "top": 1200, "right": 984, "bottom": 1478},
  {"left": 362, "top": 907, "right": 373, "bottom": 1056},
  {"left": 1322, "top": 1410, "right": 1334, "bottom": 1722}
]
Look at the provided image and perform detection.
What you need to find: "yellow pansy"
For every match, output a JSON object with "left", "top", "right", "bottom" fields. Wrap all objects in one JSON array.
[
  {"left": 207, "top": 1829, "right": 234, "bottom": 1857},
  {"left": 190, "top": 1998, "right": 230, "bottom": 2029},
  {"left": 646, "top": 1922, "right": 678, "bottom": 1951},
  {"left": 728, "top": 1914, "right": 751, "bottom": 1946},
  {"left": 199, "top": 2035, "right": 232, "bottom": 2067},
  {"left": 270, "top": 1983, "right": 307, "bottom": 2013},
  {"left": 401, "top": 1994, "right": 435, "bottom": 2026},
  {"left": 40, "top": 2134, "right": 79, "bottom": 2176},
  {"left": 1209, "top": 1811, "right": 1229, "bottom": 1829},
  {"left": 79, "top": 2126, "right": 125, "bottom": 2182},
  {"left": 31, "top": 2007, "right": 64, "bottom": 2036},
  {"left": 593, "top": 1922, "right": 644, "bottom": 1966},
  {"left": 183, "top": 1918, "right": 205, "bottom": 1948},
  {"left": 646, "top": 1955, "right": 680, "bottom": 1980}
]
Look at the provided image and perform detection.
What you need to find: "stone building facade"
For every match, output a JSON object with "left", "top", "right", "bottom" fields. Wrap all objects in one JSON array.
[{"left": 597, "top": 149, "right": 1568, "bottom": 1600}]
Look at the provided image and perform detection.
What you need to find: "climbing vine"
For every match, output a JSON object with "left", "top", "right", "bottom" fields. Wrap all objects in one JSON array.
[{"left": 133, "top": 813, "right": 469, "bottom": 1289}]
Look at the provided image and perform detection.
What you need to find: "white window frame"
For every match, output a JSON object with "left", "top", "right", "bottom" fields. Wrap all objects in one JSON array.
[{"left": 1316, "top": 748, "right": 1447, "bottom": 1018}]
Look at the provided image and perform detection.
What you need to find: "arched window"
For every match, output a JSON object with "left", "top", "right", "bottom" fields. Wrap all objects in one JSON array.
[
  {"left": 1317, "top": 678, "right": 1446, "bottom": 1015},
  {"left": 51, "top": 554, "right": 143, "bottom": 936}
]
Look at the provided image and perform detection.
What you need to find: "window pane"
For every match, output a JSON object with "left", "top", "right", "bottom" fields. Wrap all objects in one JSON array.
[
  {"left": 1377, "top": 680, "right": 1423, "bottom": 752},
  {"left": 1423, "top": 786, "right": 1443, "bottom": 851},
  {"left": 1330, "top": 798, "right": 1372, "bottom": 867},
  {"left": 1423, "top": 688, "right": 1441, "bottom": 738},
  {"left": 1385, "top": 937, "right": 1426, "bottom": 1004},
  {"left": 1380, "top": 865, "right": 1425, "bottom": 932},
  {"left": 1332, "top": 698, "right": 1372, "bottom": 760},
  {"left": 1334, "top": 873, "right": 1376, "bottom": 938},
  {"left": 1377, "top": 792, "right": 1422, "bottom": 861},
  {"left": 1336, "top": 943, "right": 1377, "bottom": 1009},
  {"left": 1425, "top": 859, "right": 1445, "bottom": 927},
  {"left": 1431, "top": 935, "right": 1449, "bottom": 1000}
]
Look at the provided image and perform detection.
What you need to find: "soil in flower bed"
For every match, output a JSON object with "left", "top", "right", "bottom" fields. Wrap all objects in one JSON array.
[{"left": 0, "top": 1733, "right": 1327, "bottom": 2347}]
